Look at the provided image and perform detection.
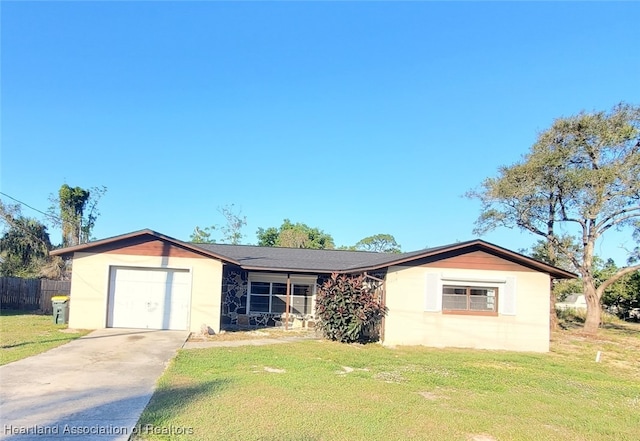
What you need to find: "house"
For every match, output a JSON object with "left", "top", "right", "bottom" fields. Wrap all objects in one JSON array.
[{"left": 51, "top": 229, "right": 575, "bottom": 352}]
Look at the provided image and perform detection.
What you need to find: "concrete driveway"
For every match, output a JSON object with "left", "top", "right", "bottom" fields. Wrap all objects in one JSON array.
[{"left": 0, "top": 328, "right": 189, "bottom": 441}]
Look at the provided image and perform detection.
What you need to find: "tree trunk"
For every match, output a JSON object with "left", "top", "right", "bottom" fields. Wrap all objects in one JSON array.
[
  {"left": 583, "top": 279, "right": 601, "bottom": 334},
  {"left": 549, "top": 280, "right": 558, "bottom": 331},
  {"left": 545, "top": 218, "right": 558, "bottom": 332}
]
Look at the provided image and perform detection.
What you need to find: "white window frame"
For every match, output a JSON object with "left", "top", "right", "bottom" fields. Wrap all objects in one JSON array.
[
  {"left": 247, "top": 273, "right": 317, "bottom": 315},
  {"left": 425, "top": 273, "right": 517, "bottom": 316},
  {"left": 442, "top": 284, "right": 499, "bottom": 314},
  {"left": 441, "top": 276, "right": 504, "bottom": 316}
]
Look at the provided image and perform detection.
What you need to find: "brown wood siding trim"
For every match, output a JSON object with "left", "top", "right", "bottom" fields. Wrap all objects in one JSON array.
[
  {"left": 422, "top": 250, "right": 535, "bottom": 272},
  {"left": 88, "top": 237, "right": 208, "bottom": 258}
]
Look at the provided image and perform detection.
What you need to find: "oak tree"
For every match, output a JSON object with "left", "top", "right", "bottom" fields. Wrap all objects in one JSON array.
[
  {"left": 256, "top": 219, "right": 335, "bottom": 249},
  {"left": 354, "top": 234, "right": 401, "bottom": 253},
  {"left": 469, "top": 103, "right": 640, "bottom": 334}
]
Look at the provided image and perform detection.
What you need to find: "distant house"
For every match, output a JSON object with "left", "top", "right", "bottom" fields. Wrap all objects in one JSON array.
[{"left": 51, "top": 229, "right": 575, "bottom": 352}]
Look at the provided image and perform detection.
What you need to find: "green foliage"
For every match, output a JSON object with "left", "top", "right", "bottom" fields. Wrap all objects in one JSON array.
[
  {"left": 0, "top": 201, "right": 52, "bottom": 278},
  {"left": 523, "top": 238, "right": 581, "bottom": 300},
  {"left": 256, "top": 219, "right": 335, "bottom": 249},
  {"left": 191, "top": 204, "right": 247, "bottom": 244},
  {"left": 315, "top": 273, "right": 387, "bottom": 343},
  {"left": 255, "top": 226, "right": 279, "bottom": 247},
  {"left": 596, "top": 258, "right": 640, "bottom": 318},
  {"left": 50, "top": 184, "right": 107, "bottom": 247},
  {"left": 190, "top": 226, "right": 215, "bottom": 244},
  {"left": 553, "top": 279, "right": 583, "bottom": 300},
  {"left": 469, "top": 102, "right": 640, "bottom": 332},
  {"left": 59, "top": 184, "right": 89, "bottom": 247},
  {"left": 525, "top": 237, "right": 581, "bottom": 272},
  {"left": 354, "top": 234, "right": 401, "bottom": 253},
  {"left": 526, "top": 238, "right": 639, "bottom": 316}
]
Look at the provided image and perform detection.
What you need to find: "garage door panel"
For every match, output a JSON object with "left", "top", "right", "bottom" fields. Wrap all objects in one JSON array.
[{"left": 108, "top": 267, "right": 191, "bottom": 330}]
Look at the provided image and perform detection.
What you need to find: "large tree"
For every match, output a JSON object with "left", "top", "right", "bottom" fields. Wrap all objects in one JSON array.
[
  {"left": 354, "top": 234, "right": 402, "bottom": 253},
  {"left": 256, "top": 219, "right": 335, "bottom": 249},
  {"left": 522, "top": 236, "right": 582, "bottom": 329},
  {"left": 469, "top": 103, "right": 640, "bottom": 334},
  {"left": 0, "top": 201, "right": 53, "bottom": 277},
  {"left": 49, "top": 184, "right": 107, "bottom": 247},
  {"left": 524, "top": 239, "right": 640, "bottom": 320}
]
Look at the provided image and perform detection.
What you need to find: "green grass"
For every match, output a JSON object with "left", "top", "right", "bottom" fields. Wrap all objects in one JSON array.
[
  {"left": 0, "top": 310, "right": 91, "bottom": 365},
  {"left": 135, "top": 322, "right": 640, "bottom": 441}
]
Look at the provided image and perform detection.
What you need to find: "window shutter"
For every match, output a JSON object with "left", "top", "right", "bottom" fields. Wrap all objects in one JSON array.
[
  {"left": 501, "top": 276, "right": 517, "bottom": 315},
  {"left": 425, "top": 273, "right": 441, "bottom": 312}
]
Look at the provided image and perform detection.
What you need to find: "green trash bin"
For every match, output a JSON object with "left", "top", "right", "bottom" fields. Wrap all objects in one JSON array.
[{"left": 52, "top": 295, "right": 70, "bottom": 325}]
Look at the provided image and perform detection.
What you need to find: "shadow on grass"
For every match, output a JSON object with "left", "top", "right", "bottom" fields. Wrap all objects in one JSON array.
[
  {"left": 601, "top": 321, "right": 640, "bottom": 335},
  {"left": 139, "top": 379, "right": 232, "bottom": 424},
  {"left": 1, "top": 335, "right": 76, "bottom": 349},
  {"left": 558, "top": 320, "right": 584, "bottom": 331},
  {"left": 0, "top": 308, "right": 45, "bottom": 316},
  {"left": 559, "top": 318, "right": 640, "bottom": 336}
]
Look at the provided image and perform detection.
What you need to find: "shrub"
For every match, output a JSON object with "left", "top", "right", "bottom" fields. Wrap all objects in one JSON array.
[
  {"left": 556, "top": 307, "right": 587, "bottom": 324},
  {"left": 556, "top": 307, "right": 621, "bottom": 326},
  {"left": 315, "top": 273, "right": 387, "bottom": 343}
]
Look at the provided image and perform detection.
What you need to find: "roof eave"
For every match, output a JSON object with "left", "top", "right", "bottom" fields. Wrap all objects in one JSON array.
[
  {"left": 50, "top": 229, "right": 241, "bottom": 265},
  {"left": 342, "top": 239, "right": 577, "bottom": 279},
  {"left": 238, "top": 265, "right": 341, "bottom": 274}
]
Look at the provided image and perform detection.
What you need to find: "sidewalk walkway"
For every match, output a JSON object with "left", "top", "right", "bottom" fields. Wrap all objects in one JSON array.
[{"left": 183, "top": 334, "right": 320, "bottom": 349}]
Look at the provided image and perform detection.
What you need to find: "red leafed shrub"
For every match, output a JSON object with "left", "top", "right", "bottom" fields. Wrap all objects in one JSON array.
[{"left": 315, "top": 273, "right": 387, "bottom": 343}]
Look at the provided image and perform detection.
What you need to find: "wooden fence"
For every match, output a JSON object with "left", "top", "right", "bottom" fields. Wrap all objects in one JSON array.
[{"left": 0, "top": 277, "right": 71, "bottom": 314}]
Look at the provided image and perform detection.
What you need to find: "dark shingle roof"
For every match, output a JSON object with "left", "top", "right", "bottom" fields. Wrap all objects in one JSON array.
[
  {"left": 51, "top": 229, "right": 576, "bottom": 279},
  {"left": 194, "top": 243, "right": 414, "bottom": 272}
]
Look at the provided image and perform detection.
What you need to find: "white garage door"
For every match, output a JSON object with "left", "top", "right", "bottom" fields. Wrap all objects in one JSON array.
[{"left": 108, "top": 267, "right": 192, "bottom": 330}]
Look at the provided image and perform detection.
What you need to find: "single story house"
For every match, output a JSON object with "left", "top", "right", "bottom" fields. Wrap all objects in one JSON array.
[{"left": 51, "top": 229, "right": 575, "bottom": 352}]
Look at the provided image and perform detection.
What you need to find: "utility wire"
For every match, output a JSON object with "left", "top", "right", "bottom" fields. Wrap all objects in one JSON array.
[
  {"left": 0, "top": 191, "right": 62, "bottom": 222},
  {"left": 0, "top": 192, "right": 60, "bottom": 253}
]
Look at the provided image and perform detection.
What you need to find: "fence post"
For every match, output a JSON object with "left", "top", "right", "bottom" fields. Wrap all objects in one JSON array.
[{"left": 0, "top": 277, "right": 71, "bottom": 313}]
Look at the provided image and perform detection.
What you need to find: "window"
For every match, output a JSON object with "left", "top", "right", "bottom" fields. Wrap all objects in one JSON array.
[
  {"left": 442, "top": 285, "right": 498, "bottom": 315},
  {"left": 248, "top": 275, "right": 316, "bottom": 315}
]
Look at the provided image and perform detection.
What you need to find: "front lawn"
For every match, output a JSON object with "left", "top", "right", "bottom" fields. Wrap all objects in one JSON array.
[
  {"left": 0, "top": 310, "right": 91, "bottom": 365},
  {"left": 135, "top": 322, "right": 640, "bottom": 441}
]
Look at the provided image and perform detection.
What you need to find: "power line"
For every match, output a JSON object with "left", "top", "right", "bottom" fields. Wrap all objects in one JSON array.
[
  {"left": 0, "top": 192, "right": 61, "bottom": 252},
  {"left": 0, "top": 191, "right": 62, "bottom": 222}
]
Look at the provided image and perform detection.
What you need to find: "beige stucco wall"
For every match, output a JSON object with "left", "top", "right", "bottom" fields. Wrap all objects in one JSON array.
[
  {"left": 67, "top": 251, "right": 223, "bottom": 333},
  {"left": 383, "top": 265, "right": 551, "bottom": 352}
]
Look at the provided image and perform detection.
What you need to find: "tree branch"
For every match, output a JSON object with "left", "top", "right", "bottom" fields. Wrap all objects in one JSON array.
[
  {"left": 597, "top": 264, "right": 640, "bottom": 295},
  {"left": 549, "top": 235, "right": 581, "bottom": 270},
  {"left": 595, "top": 207, "right": 640, "bottom": 234},
  {"left": 557, "top": 194, "right": 586, "bottom": 227}
]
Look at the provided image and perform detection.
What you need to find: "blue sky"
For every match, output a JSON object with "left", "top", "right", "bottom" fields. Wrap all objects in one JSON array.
[{"left": 1, "top": 1, "right": 639, "bottom": 264}]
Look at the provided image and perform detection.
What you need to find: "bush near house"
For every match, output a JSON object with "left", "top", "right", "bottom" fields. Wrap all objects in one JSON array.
[{"left": 315, "top": 273, "right": 387, "bottom": 343}]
